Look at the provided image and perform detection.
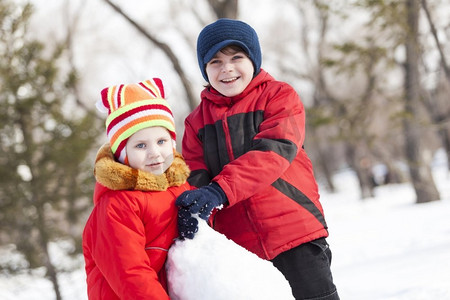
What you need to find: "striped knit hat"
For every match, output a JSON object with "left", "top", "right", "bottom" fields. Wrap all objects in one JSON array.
[{"left": 97, "top": 78, "right": 176, "bottom": 164}]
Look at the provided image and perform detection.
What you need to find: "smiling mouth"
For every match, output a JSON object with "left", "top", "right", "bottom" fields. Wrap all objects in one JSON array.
[{"left": 221, "top": 77, "right": 239, "bottom": 83}]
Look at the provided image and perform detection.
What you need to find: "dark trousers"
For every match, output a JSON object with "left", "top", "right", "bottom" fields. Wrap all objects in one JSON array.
[{"left": 271, "top": 238, "right": 339, "bottom": 300}]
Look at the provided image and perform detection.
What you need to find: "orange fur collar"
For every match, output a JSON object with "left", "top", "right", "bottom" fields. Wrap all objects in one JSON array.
[{"left": 94, "top": 144, "right": 190, "bottom": 191}]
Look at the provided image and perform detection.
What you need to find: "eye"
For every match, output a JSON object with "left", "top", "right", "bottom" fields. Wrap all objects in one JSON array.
[
  {"left": 233, "top": 54, "right": 245, "bottom": 60},
  {"left": 157, "top": 138, "right": 168, "bottom": 145},
  {"left": 136, "top": 143, "right": 146, "bottom": 149},
  {"left": 208, "top": 59, "right": 220, "bottom": 65}
]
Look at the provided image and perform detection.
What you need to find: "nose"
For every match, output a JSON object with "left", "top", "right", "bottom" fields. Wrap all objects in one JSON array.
[
  {"left": 146, "top": 145, "right": 159, "bottom": 159},
  {"left": 221, "top": 62, "right": 233, "bottom": 73}
]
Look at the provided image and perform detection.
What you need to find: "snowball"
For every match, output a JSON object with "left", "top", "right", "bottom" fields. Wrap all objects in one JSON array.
[{"left": 166, "top": 216, "right": 294, "bottom": 300}]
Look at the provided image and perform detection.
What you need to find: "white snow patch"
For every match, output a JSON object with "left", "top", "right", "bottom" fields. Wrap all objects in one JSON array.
[{"left": 166, "top": 217, "right": 294, "bottom": 300}]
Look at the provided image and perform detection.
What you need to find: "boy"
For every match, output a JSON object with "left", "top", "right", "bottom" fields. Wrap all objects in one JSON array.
[
  {"left": 176, "top": 19, "right": 339, "bottom": 299},
  {"left": 82, "top": 79, "right": 190, "bottom": 299}
]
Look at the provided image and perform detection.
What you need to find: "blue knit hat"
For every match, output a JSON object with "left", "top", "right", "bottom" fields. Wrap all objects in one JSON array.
[{"left": 197, "top": 18, "right": 262, "bottom": 82}]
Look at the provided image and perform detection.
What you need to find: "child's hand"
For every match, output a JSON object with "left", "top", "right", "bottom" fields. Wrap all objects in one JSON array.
[
  {"left": 177, "top": 207, "right": 199, "bottom": 239},
  {"left": 175, "top": 183, "right": 227, "bottom": 220}
]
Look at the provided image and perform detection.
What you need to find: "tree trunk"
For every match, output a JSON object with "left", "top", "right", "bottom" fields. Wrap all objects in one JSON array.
[
  {"left": 208, "top": 0, "right": 238, "bottom": 19},
  {"left": 403, "top": 0, "right": 440, "bottom": 203},
  {"left": 44, "top": 244, "right": 62, "bottom": 300},
  {"left": 381, "top": 160, "right": 406, "bottom": 185},
  {"left": 307, "top": 128, "right": 336, "bottom": 193},
  {"left": 35, "top": 201, "right": 62, "bottom": 300},
  {"left": 345, "top": 144, "right": 375, "bottom": 199},
  {"left": 317, "top": 145, "right": 336, "bottom": 193},
  {"left": 438, "top": 127, "right": 450, "bottom": 171}
]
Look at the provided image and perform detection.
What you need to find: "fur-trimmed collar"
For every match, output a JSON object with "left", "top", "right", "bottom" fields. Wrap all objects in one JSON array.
[{"left": 94, "top": 144, "right": 190, "bottom": 191}]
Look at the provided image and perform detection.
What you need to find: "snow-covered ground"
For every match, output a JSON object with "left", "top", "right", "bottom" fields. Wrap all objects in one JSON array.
[
  {"left": 1, "top": 151, "right": 449, "bottom": 300},
  {"left": 324, "top": 160, "right": 450, "bottom": 300}
]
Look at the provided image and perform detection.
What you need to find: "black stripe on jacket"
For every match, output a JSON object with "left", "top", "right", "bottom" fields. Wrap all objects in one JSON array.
[
  {"left": 198, "top": 111, "right": 297, "bottom": 178},
  {"left": 272, "top": 178, "right": 328, "bottom": 229}
]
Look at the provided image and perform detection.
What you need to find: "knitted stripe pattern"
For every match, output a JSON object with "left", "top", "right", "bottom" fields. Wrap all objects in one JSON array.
[{"left": 98, "top": 78, "right": 176, "bottom": 164}]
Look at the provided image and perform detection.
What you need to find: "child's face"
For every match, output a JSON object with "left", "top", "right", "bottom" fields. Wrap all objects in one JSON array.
[
  {"left": 205, "top": 49, "right": 254, "bottom": 97},
  {"left": 125, "top": 126, "right": 174, "bottom": 175}
]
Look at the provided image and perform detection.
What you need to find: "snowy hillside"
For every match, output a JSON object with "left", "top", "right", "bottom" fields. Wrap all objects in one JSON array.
[{"left": 1, "top": 151, "right": 449, "bottom": 300}]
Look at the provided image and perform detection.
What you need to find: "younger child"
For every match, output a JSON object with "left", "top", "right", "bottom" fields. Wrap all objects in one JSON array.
[
  {"left": 176, "top": 19, "right": 339, "bottom": 299},
  {"left": 82, "top": 79, "right": 190, "bottom": 299}
]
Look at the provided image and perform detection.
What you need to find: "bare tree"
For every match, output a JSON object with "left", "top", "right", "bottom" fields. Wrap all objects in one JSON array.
[
  {"left": 421, "top": 0, "right": 450, "bottom": 80},
  {"left": 277, "top": 1, "right": 339, "bottom": 192},
  {"left": 403, "top": 0, "right": 440, "bottom": 203},
  {"left": 103, "top": 0, "right": 198, "bottom": 111},
  {"left": 62, "top": 0, "right": 92, "bottom": 114},
  {"left": 304, "top": 2, "right": 337, "bottom": 193},
  {"left": 421, "top": 0, "right": 450, "bottom": 170},
  {"left": 299, "top": 2, "right": 389, "bottom": 198}
]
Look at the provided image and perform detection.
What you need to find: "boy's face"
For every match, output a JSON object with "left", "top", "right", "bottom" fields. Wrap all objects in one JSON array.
[
  {"left": 205, "top": 49, "right": 254, "bottom": 97},
  {"left": 125, "top": 126, "right": 174, "bottom": 175}
]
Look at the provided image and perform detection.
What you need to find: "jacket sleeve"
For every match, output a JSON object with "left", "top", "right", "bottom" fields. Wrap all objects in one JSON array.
[
  {"left": 182, "top": 116, "right": 211, "bottom": 188},
  {"left": 215, "top": 83, "right": 305, "bottom": 205},
  {"left": 91, "top": 191, "right": 169, "bottom": 300}
]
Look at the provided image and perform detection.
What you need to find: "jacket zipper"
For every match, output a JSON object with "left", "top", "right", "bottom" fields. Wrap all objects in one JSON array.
[{"left": 222, "top": 103, "right": 235, "bottom": 161}]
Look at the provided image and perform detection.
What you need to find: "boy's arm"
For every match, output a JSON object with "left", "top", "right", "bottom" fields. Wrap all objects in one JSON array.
[{"left": 215, "top": 84, "right": 305, "bottom": 205}]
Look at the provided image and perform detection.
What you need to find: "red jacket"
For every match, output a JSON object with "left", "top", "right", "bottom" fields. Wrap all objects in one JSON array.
[
  {"left": 182, "top": 70, "right": 328, "bottom": 260},
  {"left": 82, "top": 144, "right": 190, "bottom": 300}
]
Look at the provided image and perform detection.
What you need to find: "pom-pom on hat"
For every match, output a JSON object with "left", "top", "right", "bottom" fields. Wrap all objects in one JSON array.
[
  {"left": 197, "top": 18, "right": 262, "bottom": 82},
  {"left": 97, "top": 78, "right": 176, "bottom": 164}
]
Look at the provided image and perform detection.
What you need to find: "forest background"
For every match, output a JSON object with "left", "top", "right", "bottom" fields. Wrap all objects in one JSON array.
[{"left": 0, "top": 0, "right": 449, "bottom": 299}]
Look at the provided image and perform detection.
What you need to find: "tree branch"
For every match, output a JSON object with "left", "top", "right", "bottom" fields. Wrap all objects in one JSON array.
[
  {"left": 103, "top": 0, "right": 198, "bottom": 111},
  {"left": 421, "top": 0, "right": 450, "bottom": 80}
]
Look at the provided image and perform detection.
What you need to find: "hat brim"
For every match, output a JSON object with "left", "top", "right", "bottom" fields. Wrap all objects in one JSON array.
[{"left": 203, "top": 40, "right": 252, "bottom": 64}]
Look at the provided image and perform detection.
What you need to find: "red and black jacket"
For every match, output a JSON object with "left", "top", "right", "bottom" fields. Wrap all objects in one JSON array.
[{"left": 182, "top": 70, "right": 328, "bottom": 260}]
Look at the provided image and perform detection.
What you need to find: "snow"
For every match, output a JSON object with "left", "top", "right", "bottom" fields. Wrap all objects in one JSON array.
[
  {"left": 166, "top": 216, "right": 294, "bottom": 300},
  {"left": 0, "top": 151, "right": 449, "bottom": 300},
  {"left": 323, "top": 156, "right": 450, "bottom": 300}
]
